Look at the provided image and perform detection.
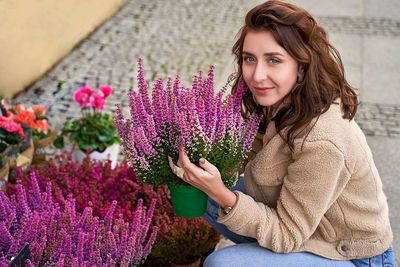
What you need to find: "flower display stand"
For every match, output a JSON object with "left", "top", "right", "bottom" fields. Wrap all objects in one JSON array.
[
  {"left": 167, "top": 183, "right": 208, "bottom": 218},
  {"left": 9, "top": 139, "right": 34, "bottom": 183},
  {"left": 0, "top": 160, "right": 9, "bottom": 191},
  {"left": 32, "top": 129, "right": 59, "bottom": 165}
]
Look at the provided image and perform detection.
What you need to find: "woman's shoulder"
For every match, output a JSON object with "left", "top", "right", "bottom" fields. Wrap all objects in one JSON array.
[{"left": 294, "top": 102, "right": 361, "bottom": 151}]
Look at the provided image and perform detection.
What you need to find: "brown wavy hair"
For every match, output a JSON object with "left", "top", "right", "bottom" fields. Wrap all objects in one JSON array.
[{"left": 232, "top": 0, "right": 358, "bottom": 150}]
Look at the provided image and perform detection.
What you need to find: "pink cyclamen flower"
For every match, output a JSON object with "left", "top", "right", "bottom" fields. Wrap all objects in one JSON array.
[
  {"left": 74, "top": 84, "right": 94, "bottom": 107},
  {"left": 91, "top": 93, "right": 106, "bottom": 111},
  {"left": 99, "top": 85, "right": 112, "bottom": 97}
]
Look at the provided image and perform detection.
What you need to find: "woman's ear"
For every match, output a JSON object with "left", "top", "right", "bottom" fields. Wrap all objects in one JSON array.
[{"left": 297, "top": 64, "right": 305, "bottom": 83}]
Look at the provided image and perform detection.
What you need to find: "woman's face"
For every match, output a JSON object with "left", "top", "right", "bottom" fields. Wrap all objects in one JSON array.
[{"left": 242, "top": 30, "right": 298, "bottom": 107}]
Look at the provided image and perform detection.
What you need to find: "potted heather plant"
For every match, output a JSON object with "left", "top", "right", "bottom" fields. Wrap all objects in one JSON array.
[
  {"left": 1, "top": 172, "right": 158, "bottom": 266},
  {"left": 54, "top": 83, "right": 120, "bottom": 167},
  {"left": 148, "top": 216, "right": 220, "bottom": 267},
  {"left": 114, "top": 59, "right": 262, "bottom": 217}
]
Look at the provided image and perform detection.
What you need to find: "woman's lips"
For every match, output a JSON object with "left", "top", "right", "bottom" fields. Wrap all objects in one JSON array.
[{"left": 254, "top": 87, "right": 274, "bottom": 93}]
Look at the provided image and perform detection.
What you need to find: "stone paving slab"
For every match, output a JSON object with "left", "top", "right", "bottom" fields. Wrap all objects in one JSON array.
[
  {"left": 363, "top": 35, "right": 400, "bottom": 105},
  {"left": 366, "top": 136, "right": 400, "bottom": 264}
]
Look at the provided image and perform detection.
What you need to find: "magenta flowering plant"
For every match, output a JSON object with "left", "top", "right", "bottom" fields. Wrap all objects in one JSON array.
[
  {"left": 54, "top": 83, "right": 120, "bottom": 152},
  {"left": 114, "top": 59, "right": 262, "bottom": 187},
  {"left": 74, "top": 83, "right": 112, "bottom": 111},
  {"left": 8, "top": 151, "right": 170, "bottom": 223},
  {"left": 0, "top": 172, "right": 157, "bottom": 266}
]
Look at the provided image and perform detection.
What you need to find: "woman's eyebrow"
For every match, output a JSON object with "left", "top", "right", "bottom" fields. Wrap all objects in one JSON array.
[{"left": 242, "top": 51, "right": 284, "bottom": 57}]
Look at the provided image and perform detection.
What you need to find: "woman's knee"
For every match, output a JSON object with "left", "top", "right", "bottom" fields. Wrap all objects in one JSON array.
[
  {"left": 204, "top": 243, "right": 261, "bottom": 267},
  {"left": 203, "top": 249, "right": 233, "bottom": 267}
]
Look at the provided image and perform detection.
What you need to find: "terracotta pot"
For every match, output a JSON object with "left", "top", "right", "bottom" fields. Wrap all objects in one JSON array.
[{"left": 169, "top": 258, "right": 201, "bottom": 267}]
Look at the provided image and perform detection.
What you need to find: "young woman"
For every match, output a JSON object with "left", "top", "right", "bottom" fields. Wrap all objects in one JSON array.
[{"left": 168, "top": 1, "right": 394, "bottom": 266}]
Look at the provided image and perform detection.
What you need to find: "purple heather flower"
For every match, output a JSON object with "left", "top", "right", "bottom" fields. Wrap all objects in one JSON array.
[
  {"left": 56, "top": 253, "right": 65, "bottom": 267},
  {"left": 104, "top": 200, "right": 117, "bottom": 233},
  {"left": 25, "top": 259, "right": 35, "bottom": 267},
  {"left": 16, "top": 181, "right": 29, "bottom": 218},
  {"left": 0, "top": 194, "right": 7, "bottom": 222},
  {"left": 137, "top": 58, "right": 153, "bottom": 116},
  {"left": 1, "top": 172, "right": 157, "bottom": 266},
  {"left": 0, "top": 222, "right": 13, "bottom": 251}
]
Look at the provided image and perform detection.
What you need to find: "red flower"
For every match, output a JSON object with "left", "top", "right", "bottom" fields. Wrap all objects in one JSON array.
[
  {"left": 12, "top": 104, "right": 25, "bottom": 113},
  {"left": 30, "top": 105, "right": 46, "bottom": 117},
  {"left": 0, "top": 116, "right": 25, "bottom": 138},
  {"left": 34, "top": 119, "right": 49, "bottom": 134},
  {"left": 12, "top": 110, "right": 36, "bottom": 128}
]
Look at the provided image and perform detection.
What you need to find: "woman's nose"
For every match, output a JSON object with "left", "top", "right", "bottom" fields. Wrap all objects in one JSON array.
[{"left": 253, "top": 62, "right": 268, "bottom": 82}]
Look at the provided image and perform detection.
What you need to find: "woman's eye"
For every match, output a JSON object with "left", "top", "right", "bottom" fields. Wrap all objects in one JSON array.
[
  {"left": 244, "top": 56, "right": 256, "bottom": 63},
  {"left": 269, "top": 58, "right": 280, "bottom": 64}
]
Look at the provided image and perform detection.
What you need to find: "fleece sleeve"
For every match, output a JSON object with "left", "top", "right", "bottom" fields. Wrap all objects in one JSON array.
[{"left": 217, "top": 140, "right": 351, "bottom": 253}]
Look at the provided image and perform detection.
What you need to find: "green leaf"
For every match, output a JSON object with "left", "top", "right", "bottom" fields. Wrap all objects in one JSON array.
[{"left": 53, "top": 135, "right": 64, "bottom": 149}]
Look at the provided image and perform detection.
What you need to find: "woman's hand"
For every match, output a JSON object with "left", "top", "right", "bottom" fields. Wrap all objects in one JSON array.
[{"left": 168, "top": 147, "right": 238, "bottom": 209}]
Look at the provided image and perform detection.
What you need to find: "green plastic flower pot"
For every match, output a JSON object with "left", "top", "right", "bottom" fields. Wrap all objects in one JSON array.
[{"left": 167, "top": 183, "right": 208, "bottom": 218}]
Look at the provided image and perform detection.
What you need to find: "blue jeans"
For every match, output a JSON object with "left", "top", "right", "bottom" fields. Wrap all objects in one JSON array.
[{"left": 202, "top": 177, "right": 395, "bottom": 267}]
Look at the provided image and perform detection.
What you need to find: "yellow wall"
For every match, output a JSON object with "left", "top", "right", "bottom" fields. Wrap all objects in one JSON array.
[{"left": 0, "top": 0, "right": 127, "bottom": 99}]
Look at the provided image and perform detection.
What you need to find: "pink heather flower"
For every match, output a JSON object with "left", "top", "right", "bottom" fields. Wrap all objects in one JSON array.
[
  {"left": 137, "top": 59, "right": 152, "bottom": 116},
  {"left": 99, "top": 85, "right": 112, "bottom": 97},
  {"left": 91, "top": 93, "right": 106, "bottom": 111}
]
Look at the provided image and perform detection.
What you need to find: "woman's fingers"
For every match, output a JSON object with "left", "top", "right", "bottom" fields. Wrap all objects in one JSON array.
[
  {"left": 171, "top": 148, "right": 221, "bottom": 188},
  {"left": 199, "top": 158, "right": 219, "bottom": 177},
  {"left": 168, "top": 155, "right": 186, "bottom": 180},
  {"left": 167, "top": 155, "right": 175, "bottom": 173}
]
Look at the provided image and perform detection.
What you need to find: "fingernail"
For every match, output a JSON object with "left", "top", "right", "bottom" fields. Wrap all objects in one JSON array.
[
  {"left": 200, "top": 158, "right": 205, "bottom": 164},
  {"left": 167, "top": 156, "right": 172, "bottom": 162}
]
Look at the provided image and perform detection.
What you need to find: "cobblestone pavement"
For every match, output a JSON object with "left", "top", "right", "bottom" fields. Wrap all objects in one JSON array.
[
  {"left": 12, "top": 0, "right": 400, "bottom": 139},
  {"left": 9, "top": 0, "right": 400, "bottom": 261}
]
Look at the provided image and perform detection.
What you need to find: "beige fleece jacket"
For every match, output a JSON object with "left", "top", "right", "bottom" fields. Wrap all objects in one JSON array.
[{"left": 217, "top": 102, "right": 393, "bottom": 260}]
